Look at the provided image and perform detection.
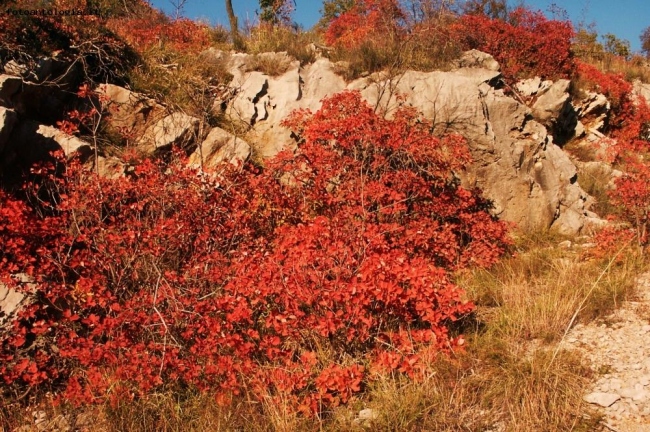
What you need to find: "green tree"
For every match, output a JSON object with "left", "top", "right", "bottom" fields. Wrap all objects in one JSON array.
[
  {"left": 259, "top": 0, "right": 295, "bottom": 25},
  {"left": 641, "top": 26, "right": 650, "bottom": 58},
  {"left": 602, "top": 33, "right": 631, "bottom": 59},
  {"left": 460, "top": 0, "right": 508, "bottom": 20},
  {"left": 572, "top": 28, "right": 604, "bottom": 61},
  {"left": 317, "top": 0, "right": 355, "bottom": 30}
]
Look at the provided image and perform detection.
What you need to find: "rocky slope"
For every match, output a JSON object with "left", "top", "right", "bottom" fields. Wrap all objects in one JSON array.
[
  {"left": 214, "top": 49, "right": 609, "bottom": 235},
  {"left": 563, "top": 272, "right": 650, "bottom": 432},
  {"left": 0, "top": 49, "right": 624, "bottom": 236}
]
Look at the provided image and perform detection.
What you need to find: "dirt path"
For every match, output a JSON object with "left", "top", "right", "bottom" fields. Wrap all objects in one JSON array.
[{"left": 561, "top": 272, "right": 650, "bottom": 431}]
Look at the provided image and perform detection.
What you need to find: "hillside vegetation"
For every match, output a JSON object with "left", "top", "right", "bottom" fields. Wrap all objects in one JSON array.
[{"left": 1, "top": 0, "right": 650, "bottom": 430}]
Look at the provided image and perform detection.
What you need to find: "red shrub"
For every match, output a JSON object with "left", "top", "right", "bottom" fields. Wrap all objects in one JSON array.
[
  {"left": 0, "top": 92, "right": 510, "bottom": 413},
  {"left": 577, "top": 60, "right": 650, "bottom": 244},
  {"left": 575, "top": 61, "right": 635, "bottom": 128},
  {"left": 451, "top": 7, "right": 575, "bottom": 83},
  {"left": 608, "top": 98, "right": 650, "bottom": 243},
  {"left": 106, "top": 10, "right": 210, "bottom": 54},
  {"left": 324, "top": 0, "right": 406, "bottom": 49}
]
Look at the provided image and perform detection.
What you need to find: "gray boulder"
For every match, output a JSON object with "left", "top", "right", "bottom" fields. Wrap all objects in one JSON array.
[
  {"left": 0, "top": 274, "right": 35, "bottom": 332},
  {"left": 188, "top": 127, "right": 251, "bottom": 169},
  {"left": 531, "top": 79, "right": 571, "bottom": 127},
  {"left": 0, "top": 74, "right": 22, "bottom": 107},
  {"left": 137, "top": 112, "right": 200, "bottom": 154},
  {"left": 217, "top": 50, "right": 595, "bottom": 234},
  {"left": 453, "top": 49, "right": 500, "bottom": 72},
  {"left": 96, "top": 83, "right": 167, "bottom": 140},
  {"left": 634, "top": 80, "right": 650, "bottom": 103},
  {"left": 0, "top": 107, "right": 18, "bottom": 154}
]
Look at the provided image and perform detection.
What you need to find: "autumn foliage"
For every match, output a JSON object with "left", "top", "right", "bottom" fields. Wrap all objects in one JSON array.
[
  {"left": 451, "top": 7, "right": 575, "bottom": 82},
  {"left": 106, "top": 10, "right": 211, "bottom": 54},
  {"left": 572, "top": 59, "right": 650, "bottom": 244},
  {"left": 324, "top": 0, "right": 405, "bottom": 49},
  {"left": 0, "top": 91, "right": 510, "bottom": 413}
]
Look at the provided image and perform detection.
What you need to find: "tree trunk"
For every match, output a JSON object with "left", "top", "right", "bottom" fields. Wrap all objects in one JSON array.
[{"left": 225, "top": 0, "right": 244, "bottom": 51}]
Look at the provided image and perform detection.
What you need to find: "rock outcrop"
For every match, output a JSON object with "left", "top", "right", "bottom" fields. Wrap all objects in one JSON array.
[
  {"left": 0, "top": 274, "right": 34, "bottom": 333},
  {"left": 0, "top": 50, "right": 616, "bottom": 235},
  {"left": 137, "top": 112, "right": 200, "bottom": 154},
  {"left": 215, "top": 51, "right": 598, "bottom": 234},
  {"left": 188, "top": 127, "right": 251, "bottom": 169},
  {"left": 97, "top": 83, "right": 168, "bottom": 141},
  {"left": 634, "top": 80, "right": 650, "bottom": 103}
]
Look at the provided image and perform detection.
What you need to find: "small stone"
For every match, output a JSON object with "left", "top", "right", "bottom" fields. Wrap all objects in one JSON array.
[
  {"left": 584, "top": 392, "right": 621, "bottom": 407},
  {"left": 610, "top": 380, "right": 623, "bottom": 391},
  {"left": 353, "top": 408, "right": 379, "bottom": 425},
  {"left": 619, "top": 387, "right": 649, "bottom": 401},
  {"left": 642, "top": 324, "right": 650, "bottom": 333}
]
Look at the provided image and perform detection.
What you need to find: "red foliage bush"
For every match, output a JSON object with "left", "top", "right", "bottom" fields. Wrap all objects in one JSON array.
[
  {"left": 608, "top": 98, "right": 650, "bottom": 243},
  {"left": 0, "top": 92, "right": 510, "bottom": 413},
  {"left": 106, "top": 11, "right": 210, "bottom": 54},
  {"left": 451, "top": 7, "right": 575, "bottom": 83},
  {"left": 575, "top": 61, "right": 635, "bottom": 129},
  {"left": 576, "top": 61, "right": 650, "bottom": 244},
  {"left": 324, "top": 0, "right": 406, "bottom": 49}
]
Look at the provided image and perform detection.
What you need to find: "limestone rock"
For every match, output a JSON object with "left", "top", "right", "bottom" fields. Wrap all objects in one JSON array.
[
  {"left": 634, "top": 80, "right": 650, "bottom": 103},
  {"left": 96, "top": 83, "right": 167, "bottom": 140},
  {"left": 531, "top": 79, "right": 571, "bottom": 127},
  {"left": 575, "top": 91, "right": 609, "bottom": 119},
  {"left": 223, "top": 53, "right": 308, "bottom": 158},
  {"left": 0, "top": 74, "right": 22, "bottom": 106},
  {"left": 0, "top": 274, "right": 35, "bottom": 331},
  {"left": 218, "top": 50, "right": 595, "bottom": 234},
  {"left": 33, "top": 124, "right": 92, "bottom": 157},
  {"left": 515, "top": 77, "right": 550, "bottom": 98},
  {"left": 0, "top": 106, "right": 18, "bottom": 154},
  {"left": 452, "top": 67, "right": 502, "bottom": 87},
  {"left": 453, "top": 49, "right": 500, "bottom": 71},
  {"left": 137, "top": 112, "right": 199, "bottom": 154},
  {"left": 584, "top": 392, "right": 621, "bottom": 407},
  {"left": 188, "top": 127, "right": 250, "bottom": 169},
  {"left": 0, "top": 282, "right": 25, "bottom": 328},
  {"left": 620, "top": 387, "right": 649, "bottom": 401},
  {"left": 354, "top": 408, "right": 379, "bottom": 426}
]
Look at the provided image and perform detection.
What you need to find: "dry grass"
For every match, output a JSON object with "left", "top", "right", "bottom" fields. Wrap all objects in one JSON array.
[
  {"left": 461, "top": 232, "right": 643, "bottom": 343},
  {"left": 243, "top": 25, "right": 320, "bottom": 66},
  {"left": 581, "top": 54, "right": 650, "bottom": 84},
  {"left": 243, "top": 52, "right": 295, "bottom": 77},
  {"left": 325, "top": 28, "right": 462, "bottom": 82},
  {"left": 324, "top": 345, "right": 597, "bottom": 432}
]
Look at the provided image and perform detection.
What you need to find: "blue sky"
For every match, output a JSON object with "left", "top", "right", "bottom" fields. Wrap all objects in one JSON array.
[{"left": 150, "top": 0, "right": 650, "bottom": 53}]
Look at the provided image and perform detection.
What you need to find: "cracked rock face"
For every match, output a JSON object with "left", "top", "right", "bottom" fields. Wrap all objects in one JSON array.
[
  {"left": 0, "top": 274, "right": 35, "bottom": 332},
  {"left": 187, "top": 127, "right": 251, "bottom": 169},
  {"left": 217, "top": 51, "right": 596, "bottom": 234},
  {"left": 634, "top": 80, "right": 650, "bottom": 104}
]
